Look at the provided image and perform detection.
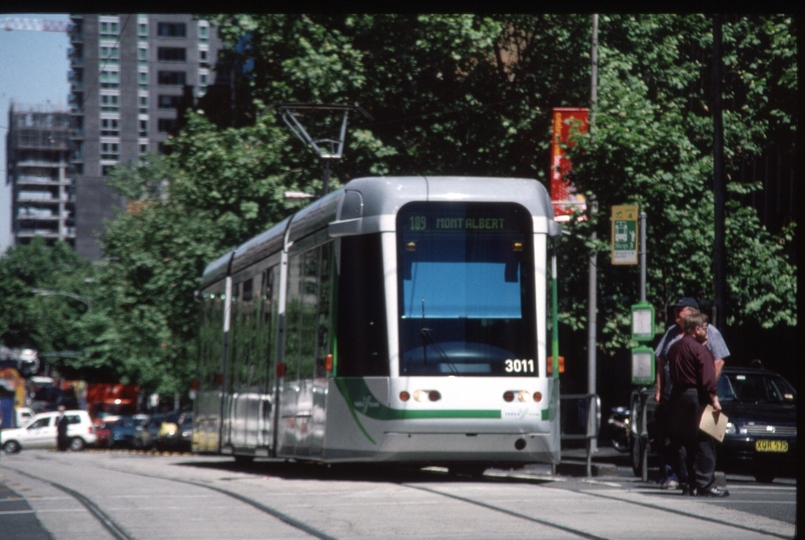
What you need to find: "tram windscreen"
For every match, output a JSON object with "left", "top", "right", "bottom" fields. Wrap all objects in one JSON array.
[{"left": 397, "top": 202, "right": 538, "bottom": 376}]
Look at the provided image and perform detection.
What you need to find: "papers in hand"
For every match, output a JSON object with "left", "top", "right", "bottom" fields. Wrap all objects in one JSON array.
[{"left": 699, "top": 404, "right": 728, "bottom": 442}]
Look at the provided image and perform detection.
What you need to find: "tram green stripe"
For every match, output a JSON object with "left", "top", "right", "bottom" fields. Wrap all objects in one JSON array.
[{"left": 335, "top": 377, "right": 502, "bottom": 445}]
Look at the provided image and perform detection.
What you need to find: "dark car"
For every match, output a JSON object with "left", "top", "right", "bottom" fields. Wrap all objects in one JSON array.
[
  {"left": 133, "top": 413, "right": 163, "bottom": 450},
  {"left": 716, "top": 367, "right": 796, "bottom": 482},
  {"left": 178, "top": 413, "right": 194, "bottom": 452},
  {"left": 629, "top": 366, "right": 796, "bottom": 483},
  {"left": 109, "top": 416, "right": 149, "bottom": 449}
]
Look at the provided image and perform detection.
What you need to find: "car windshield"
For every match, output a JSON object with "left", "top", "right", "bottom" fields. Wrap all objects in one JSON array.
[{"left": 717, "top": 372, "right": 796, "bottom": 404}]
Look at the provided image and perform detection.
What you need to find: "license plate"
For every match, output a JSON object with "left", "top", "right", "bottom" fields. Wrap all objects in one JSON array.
[{"left": 755, "top": 440, "right": 788, "bottom": 452}]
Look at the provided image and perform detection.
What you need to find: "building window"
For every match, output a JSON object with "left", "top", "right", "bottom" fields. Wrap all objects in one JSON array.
[
  {"left": 138, "top": 95, "right": 148, "bottom": 114},
  {"left": 139, "top": 119, "right": 148, "bottom": 137},
  {"left": 100, "top": 21, "right": 119, "bottom": 40},
  {"left": 199, "top": 49, "right": 209, "bottom": 65},
  {"left": 157, "top": 47, "right": 186, "bottom": 62},
  {"left": 101, "top": 94, "right": 119, "bottom": 112},
  {"left": 102, "top": 165, "right": 115, "bottom": 176},
  {"left": 101, "top": 143, "right": 119, "bottom": 160},
  {"left": 99, "top": 70, "right": 119, "bottom": 89},
  {"left": 138, "top": 22, "right": 148, "bottom": 39},
  {"left": 158, "top": 95, "right": 182, "bottom": 109},
  {"left": 157, "top": 118, "right": 177, "bottom": 133},
  {"left": 138, "top": 47, "right": 148, "bottom": 65},
  {"left": 101, "top": 118, "right": 119, "bottom": 136},
  {"left": 157, "top": 22, "right": 186, "bottom": 37},
  {"left": 139, "top": 143, "right": 148, "bottom": 155},
  {"left": 138, "top": 71, "right": 148, "bottom": 90},
  {"left": 157, "top": 71, "right": 186, "bottom": 85},
  {"left": 100, "top": 46, "right": 119, "bottom": 65}
]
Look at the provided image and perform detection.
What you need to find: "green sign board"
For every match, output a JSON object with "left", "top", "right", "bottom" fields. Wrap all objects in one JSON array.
[
  {"left": 631, "top": 346, "right": 655, "bottom": 386},
  {"left": 631, "top": 301, "right": 655, "bottom": 342},
  {"left": 612, "top": 205, "right": 638, "bottom": 265}
]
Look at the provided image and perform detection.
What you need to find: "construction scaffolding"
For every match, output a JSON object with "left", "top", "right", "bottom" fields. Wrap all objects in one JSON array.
[{"left": 6, "top": 103, "right": 76, "bottom": 246}]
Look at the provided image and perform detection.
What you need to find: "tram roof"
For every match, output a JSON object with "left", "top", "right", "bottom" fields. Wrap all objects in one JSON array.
[{"left": 201, "top": 176, "right": 560, "bottom": 289}]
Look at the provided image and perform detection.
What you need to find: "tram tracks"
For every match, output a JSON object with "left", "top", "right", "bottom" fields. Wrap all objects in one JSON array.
[{"left": 3, "top": 458, "right": 793, "bottom": 540}]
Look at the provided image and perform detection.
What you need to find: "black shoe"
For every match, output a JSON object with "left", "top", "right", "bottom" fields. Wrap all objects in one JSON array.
[
  {"left": 698, "top": 486, "right": 730, "bottom": 497},
  {"left": 681, "top": 486, "right": 696, "bottom": 496}
]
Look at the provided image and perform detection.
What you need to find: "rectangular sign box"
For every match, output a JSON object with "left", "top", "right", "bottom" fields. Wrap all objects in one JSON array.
[{"left": 612, "top": 205, "right": 638, "bottom": 265}]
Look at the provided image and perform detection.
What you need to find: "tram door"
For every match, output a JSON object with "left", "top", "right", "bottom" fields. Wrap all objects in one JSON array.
[
  {"left": 228, "top": 278, "right": 264, "bottom": 450},
  {"left": 280, "top": 243, "right": 333, "bottom": 457}
]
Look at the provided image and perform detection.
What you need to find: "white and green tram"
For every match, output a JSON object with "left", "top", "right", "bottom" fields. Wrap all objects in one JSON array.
[{"left": 194, "top": 176, "right": 563, "bottom": 470}]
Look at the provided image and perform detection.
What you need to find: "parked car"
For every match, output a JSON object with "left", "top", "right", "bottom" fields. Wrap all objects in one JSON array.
[
  {"left": 178, "top": 413, "right": 194, "bottom": 451},
  {"left": 716, "top": 367, "right": 796, "bottom": 482},
  {"left": 133, "top": 413, "right": 163, "bottom": 450},
  {"left": 95, "top": 421, "right": 114, "bottom": 448},
  {"left": 16, "top": 407, "right": 34, "bottom": 427},
  {"left": 628, "top": 366, "right": 797, "bottom": 483},
  {"left": 1, "top": 410, "right": 97, "bottom": 453},
  {"left": 158, "top": 412, "right": 182, "bottom": 450},
  {"left": 109, "top": 415, "right": 150, "bottom": 449}
]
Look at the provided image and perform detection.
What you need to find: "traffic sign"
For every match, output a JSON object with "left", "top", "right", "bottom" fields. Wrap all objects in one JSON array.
[{"left": 611, "top": 205, "right": 638, "bottom": 265}]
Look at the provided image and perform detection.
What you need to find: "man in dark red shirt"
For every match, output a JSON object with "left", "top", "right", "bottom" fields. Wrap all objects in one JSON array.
[{"left": 667, "top": 313, "right": 729, "bottom": 497}]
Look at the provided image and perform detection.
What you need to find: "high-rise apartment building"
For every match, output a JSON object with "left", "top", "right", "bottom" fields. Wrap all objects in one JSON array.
[
  {"left": 67, "top": 14, "right": 222, "bottom": 260},
  {"left": 6, "top": 104, "right": 75, "bottom": 247}
]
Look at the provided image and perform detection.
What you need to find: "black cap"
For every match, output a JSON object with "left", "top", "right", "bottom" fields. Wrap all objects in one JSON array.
[{"left": 673, "top": 297, "right": 699, "bottom": 310}]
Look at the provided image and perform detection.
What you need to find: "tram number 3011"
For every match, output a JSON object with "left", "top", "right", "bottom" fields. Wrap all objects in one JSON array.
[{"left": 504, "top": 359, "right": 536, "bottom": 373}]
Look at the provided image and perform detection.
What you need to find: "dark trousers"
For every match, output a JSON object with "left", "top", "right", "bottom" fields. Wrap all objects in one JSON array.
[
  {"left": 655, "top": 401, "right": 680, "bottom": 481},
  {"left": 669, "top": 388, "right": 716, "bottom": 490}
]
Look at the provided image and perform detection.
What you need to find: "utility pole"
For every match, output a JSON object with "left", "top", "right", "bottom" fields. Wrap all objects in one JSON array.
[
  {"left": 587, "top": 14, "right": 599, "bottom": 454},
  {"left": 712, "top": 15, "right": 727, "bottom": 329}
]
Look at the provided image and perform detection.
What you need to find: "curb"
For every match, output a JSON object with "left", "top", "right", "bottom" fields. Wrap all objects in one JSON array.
[{"left": 556, "top": 460, "right": 619, "bottom": 477}]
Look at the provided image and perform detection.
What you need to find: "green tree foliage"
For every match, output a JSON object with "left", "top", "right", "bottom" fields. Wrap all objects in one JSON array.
[
  {"left": 563, "top": 14, "right": 796, "bottom": 354},
  {"left": 3, "top": 15, "right": 792, "bottom": 392},
  {"left": 0, "top": 238, "right": 95, "bottom": 365}
]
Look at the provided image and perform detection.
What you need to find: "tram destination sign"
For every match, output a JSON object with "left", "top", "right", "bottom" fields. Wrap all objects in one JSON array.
[{"left": 611, "top": 205, "right": 638, "bottom": 265}]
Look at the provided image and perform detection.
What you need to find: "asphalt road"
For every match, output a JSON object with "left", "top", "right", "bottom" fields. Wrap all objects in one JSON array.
[{"left": 0, "top": 448, "right": 796, "bottom": 540}]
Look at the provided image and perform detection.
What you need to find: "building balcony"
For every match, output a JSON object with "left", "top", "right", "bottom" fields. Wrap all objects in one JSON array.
[
  {"left": 16, "top": 229, "right": 62, "bottom": 238},
  {"left": 70, "top": 129, "right": 84, "bottom": 140}
]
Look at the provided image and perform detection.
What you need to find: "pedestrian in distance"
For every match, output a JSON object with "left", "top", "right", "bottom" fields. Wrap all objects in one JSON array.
[
  {"left": 668, "top": 312, "right": 729, "bottom": 497},
  {"left": 654, "top": 297, "right": 730, "bottom": 489},
  {"left": 56, "top": 405, "right": 69, "bottom": 451}
]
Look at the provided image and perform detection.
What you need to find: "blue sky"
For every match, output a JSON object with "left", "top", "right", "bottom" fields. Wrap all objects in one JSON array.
[{"left": 0, "top": 13, "right": 71, "bottom": 254}]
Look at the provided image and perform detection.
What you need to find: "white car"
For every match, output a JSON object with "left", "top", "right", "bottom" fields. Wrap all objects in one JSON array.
[
  {"left": 16, "top": 407, "right": 34, "bottom": 427},
  {"left": 1, "top": 410, "right": 97, "bottom": 453}
]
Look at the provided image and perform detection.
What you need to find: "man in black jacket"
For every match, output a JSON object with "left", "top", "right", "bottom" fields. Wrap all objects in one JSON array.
[
  {"left": 667, "top": 313, "right": 729, "bottom": 497},
  {"left": 56, "top": 405, "right": 70, "bottom": 451}
]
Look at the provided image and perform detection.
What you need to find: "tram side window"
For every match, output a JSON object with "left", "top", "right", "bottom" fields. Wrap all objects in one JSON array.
[
  {"left": 337, "top": 234, "right": 389, "bottom": 377},
  {"left": 284, "top": 243, "right": 335, "bottom": 381},
  {"left": 199, "top": 289, "right": 224, "bottom": 391}
]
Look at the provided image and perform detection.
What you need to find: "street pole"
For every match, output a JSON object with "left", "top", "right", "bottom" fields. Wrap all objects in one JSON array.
[
  {"left": 587, "top": 13, "right": 599, "bottom": 456},
  {"left": 713, "top": 14, "right": 727, "bottom": 329},
  {"left": 640, "top": 211, "right": 647, "bottom": 302}
]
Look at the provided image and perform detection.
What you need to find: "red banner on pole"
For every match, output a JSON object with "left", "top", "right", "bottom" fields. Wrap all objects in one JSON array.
[{"left": 551, "top": 108, "right": 588, "bottom": 222}]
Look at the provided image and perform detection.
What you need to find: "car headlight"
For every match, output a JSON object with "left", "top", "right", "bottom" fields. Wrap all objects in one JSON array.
[{"left": 725, "top": 422, "right": 736, "bottom": 435}]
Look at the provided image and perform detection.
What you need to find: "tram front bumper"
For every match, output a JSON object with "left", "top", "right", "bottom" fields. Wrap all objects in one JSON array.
[{"left": 372, "top": 431, "right": 559, "bottom": 464}]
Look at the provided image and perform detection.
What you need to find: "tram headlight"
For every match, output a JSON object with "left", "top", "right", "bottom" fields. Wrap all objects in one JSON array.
[
  {"left": 413, "top": 390, "right": 427, "bottom": 402},
  {"left": 428, "top": 390, "right": 441, "bottom": 402},
  {"left": 399, "top": 391, "right": 410, "bottom": 402},
  {"left": 533, "top": 392, "right": 542, "bottom": 403},
  {"left": 503, "top": 391, "right": 514, "bottom": 402},
  {"left": 517, "top": 391, "right": 530, "bottom": 402}
]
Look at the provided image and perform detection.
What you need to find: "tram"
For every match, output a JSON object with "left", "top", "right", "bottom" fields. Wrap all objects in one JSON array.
[{"left": 194, "top": 176, "right": 563, "bottom": 469}]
